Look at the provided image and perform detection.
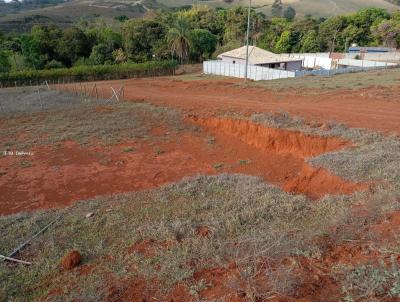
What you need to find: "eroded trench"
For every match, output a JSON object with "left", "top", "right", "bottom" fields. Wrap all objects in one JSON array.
[
  {"left": 191, "top": 116, "right": 364, "bottom": 199},
  {"left": 0, "top": 114, "right": 365, "bottom": 215}
]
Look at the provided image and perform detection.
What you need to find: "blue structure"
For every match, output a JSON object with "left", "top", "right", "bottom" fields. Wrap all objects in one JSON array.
[{"left": 348, "top": 47, "right": 395, "bottom": 53}]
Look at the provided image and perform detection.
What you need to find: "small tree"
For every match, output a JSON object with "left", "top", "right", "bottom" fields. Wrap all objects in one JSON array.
[
  {"left": 20, "top": 35, "right": 45, "bottom": 69},
  {"left": 122, "top": 19, "right": 166, "bottom": 62},
  {"left": 112, "top": 48, "right": 127, "bottom": 64},
  {"left": 190, "top": 29, "right": 217, "bottom": 61},
  {"left": 0, "top": 51, "right": 11, "bottom": 73},
  {"left": 274, "top": 30, "right": 293, "bottom": 53},
  {"left": 56, "top": 27, "right": 90, "bottom": 67},
  {"left": 89, "top": 43, "right": 113, "bottom": 65},
  {"left": 300, "top": 30, "right": 320, "bottom": 52}
]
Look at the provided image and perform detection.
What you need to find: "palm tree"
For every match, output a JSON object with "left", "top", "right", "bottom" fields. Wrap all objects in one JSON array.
[{"left": 167, "top": 15, "right": 192, "bottom": 63}]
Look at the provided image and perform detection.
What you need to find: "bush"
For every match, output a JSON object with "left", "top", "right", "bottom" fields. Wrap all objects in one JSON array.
[
  {"left": 0, "top": 61, "right": 177, "bottom": 87},
  {"left": 44, "top": 60, "right": 64, "bottom": 70}
]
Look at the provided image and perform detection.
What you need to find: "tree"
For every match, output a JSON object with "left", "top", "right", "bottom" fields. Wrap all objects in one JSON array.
[
  {"left": 274, "top": 30, "right": 294, "bottom": 53},
  {"left": 167, "top": 15, "right": 192, "bottom": 63},
  {"left": 349, "top": 8, "right": 390, "bottom": 45},
  {"left": 0, "top": 51, "right": 11, "bottom": 73},
  {"left": 223, "top": 6, "right": 249, "bottom": 43},
  {"left": 56, "top": 27, "right": 90, "bottom": 67},
  {"left": 190, "top": 29, "right": 217, "bottom": 61},
  {"left": 283, "top": 6, "right": 296, "bottom": 21},
  {"left": 300, "top": 30, "right": 319, "bottom": 52},
  {"left": 342, "top": 24, "right": 363, "bottom": 50},
  {"left": 89, "top": 43, "right": 113, "bottom": 65},
  {"left": 372, "top": 19, "right": 400, "bottom": 48},
  {"left": 318, "top": 16, "right": 347, "bottom": 52},
  {"left": 30, "top": 25, "right": 62, "bottom": 64},
  {"left": 112, "top": 48, "right": 127, "bottom": 64},
  {"left": 20, "top": 35, "right": 45, "bottom": 69},
  {"left": 258, "top": 18, "right": 290, "bottom": 51},
  {"left": 122, "top": 19, "right": 167, "bottom": 62}
]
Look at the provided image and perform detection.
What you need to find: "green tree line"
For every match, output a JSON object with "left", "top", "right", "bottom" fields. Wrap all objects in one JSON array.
[{"left": 1, "top": 6, "right": 400, "bottom": 74}]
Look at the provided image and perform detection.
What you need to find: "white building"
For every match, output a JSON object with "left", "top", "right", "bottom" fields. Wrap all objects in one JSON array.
[{"left": 217, "top": 46, "right": 303, "bottom": 71}]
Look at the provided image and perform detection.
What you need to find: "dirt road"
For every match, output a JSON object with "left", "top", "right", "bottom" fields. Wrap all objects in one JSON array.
[{"left": 97, "top": 77, "right": 400, "bottom": 135}]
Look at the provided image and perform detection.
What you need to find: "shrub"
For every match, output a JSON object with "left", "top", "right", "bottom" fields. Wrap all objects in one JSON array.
[{"left": 44, "top": 60, "right": 64, "bottom": 70}]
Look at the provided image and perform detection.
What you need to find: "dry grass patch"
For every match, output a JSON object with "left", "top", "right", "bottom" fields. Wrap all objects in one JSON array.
[
  {"left": 0, "top": 174, "right": 352, "bottom": 301},
  {"left": 0, "top": 88, "right": 183, "bottom": 149}
]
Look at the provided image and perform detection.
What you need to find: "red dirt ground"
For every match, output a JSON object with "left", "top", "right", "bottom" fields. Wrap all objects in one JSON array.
[
  {"left": 114, "top": 211, "right": 400, "bottom": 302},
  {"left": 4, "top": 78, "right": 399, "bottom": 301},
  {"left": 89, "top": 77, "right": 400, "bottom": 135},
  {"left": 60, "top": 250, "right": 82, "bottom": 270},
  {"left": 0, "top": 117, "right": 363, "bottom": 215}
]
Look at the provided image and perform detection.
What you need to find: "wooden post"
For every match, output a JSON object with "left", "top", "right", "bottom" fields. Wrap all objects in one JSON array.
[
  {"left": 37, "top": 86, "right": 43, "bottom": 109},
  {"left": 0, "top": 255, "right": 31, "bottom": 265}
]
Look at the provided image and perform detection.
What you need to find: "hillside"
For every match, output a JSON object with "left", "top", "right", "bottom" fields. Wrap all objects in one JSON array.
[
  {"left": 0, "top": 0, "right": 160, "bottom": 33},
  {"left": 0, "top": 0, "right": 399, "bottom": 33}
]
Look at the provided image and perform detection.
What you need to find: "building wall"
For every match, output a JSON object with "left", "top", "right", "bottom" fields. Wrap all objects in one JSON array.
[
  {"left": 286, "top": 61, "right": 302, "bottom": 71},
  {"left": 204, "top": 61, "right": 296, "bottom": 81}
]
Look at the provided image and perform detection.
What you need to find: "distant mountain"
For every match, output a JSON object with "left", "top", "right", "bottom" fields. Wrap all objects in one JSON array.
[
  {"left": 0, "top": 0, "right": 160, "bottom": 33},
  {"left": 0, "top": 0, "right": 69, "bottom": 15},
  {"left": 0, "top": 0, "right": 399, "bottom": 33},
  {"left": 186, "top": 0, "right": 400, "bottom": 17}
]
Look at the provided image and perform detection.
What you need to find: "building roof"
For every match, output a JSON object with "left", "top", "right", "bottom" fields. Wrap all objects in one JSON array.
[{"left": 217, "top": 46, "right": 302, "bottom": 64}]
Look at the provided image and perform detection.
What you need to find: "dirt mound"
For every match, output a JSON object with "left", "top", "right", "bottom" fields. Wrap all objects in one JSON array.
[
  {"left": 61, "top": 250, "right": 81, "bottom": 270},
  {"left": 195, "top": 225, "right": 212, "bottom": 237}
]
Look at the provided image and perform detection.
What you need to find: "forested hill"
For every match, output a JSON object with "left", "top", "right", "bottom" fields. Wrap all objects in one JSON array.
[
  {"left": 1, "top": 6, "right": 400, "bottom": 75},
  {"left": 0, "top": 0, "right": 399, "bottom": 33}
]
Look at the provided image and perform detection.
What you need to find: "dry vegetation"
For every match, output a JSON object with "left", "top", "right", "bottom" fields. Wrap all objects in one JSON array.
[
  {"left": 0, "top": 86, "right": 183, "bottom": 149},
  {"left": 1, "top": 78, "right": 400, "bottom": 301},
  {"left": 0, "top": 174, "right": 354, "bottom": 301}
]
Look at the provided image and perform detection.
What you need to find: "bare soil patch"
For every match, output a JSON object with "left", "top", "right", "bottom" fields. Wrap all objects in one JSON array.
[
  {"left": 88, "top": 76, "right": 400, "bottom": 134},
  {"left": 0, "top": 108, "right": 362, "bottom": 215}
]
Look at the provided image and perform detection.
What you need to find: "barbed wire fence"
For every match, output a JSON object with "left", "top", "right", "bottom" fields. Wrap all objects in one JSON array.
[{"left": 54, "top": 81, "right": 125, "bottom": 102}]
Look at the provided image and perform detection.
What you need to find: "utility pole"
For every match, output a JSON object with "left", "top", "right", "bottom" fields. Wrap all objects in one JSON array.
[{"left": 244, "top": 0, "right": 251, "bottom": 81}]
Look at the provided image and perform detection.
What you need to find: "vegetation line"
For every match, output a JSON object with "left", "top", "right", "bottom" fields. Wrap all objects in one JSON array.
[{"left": 0, "top": 61, "right": 177, "bottom": 87}]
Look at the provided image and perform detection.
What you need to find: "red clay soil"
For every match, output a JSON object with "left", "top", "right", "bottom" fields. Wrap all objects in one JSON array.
[
  {"left": 117, "top": 210, "right": 400, "bottom": 302},
  {"left": 87, "top": 77, "right": 400, "bottom": 135},
  {"left": 0, "top": 117, "right": 363, "bottom": 215},
  {"left": 61, "top": 250, "right": 81, "bottom": 270}
]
